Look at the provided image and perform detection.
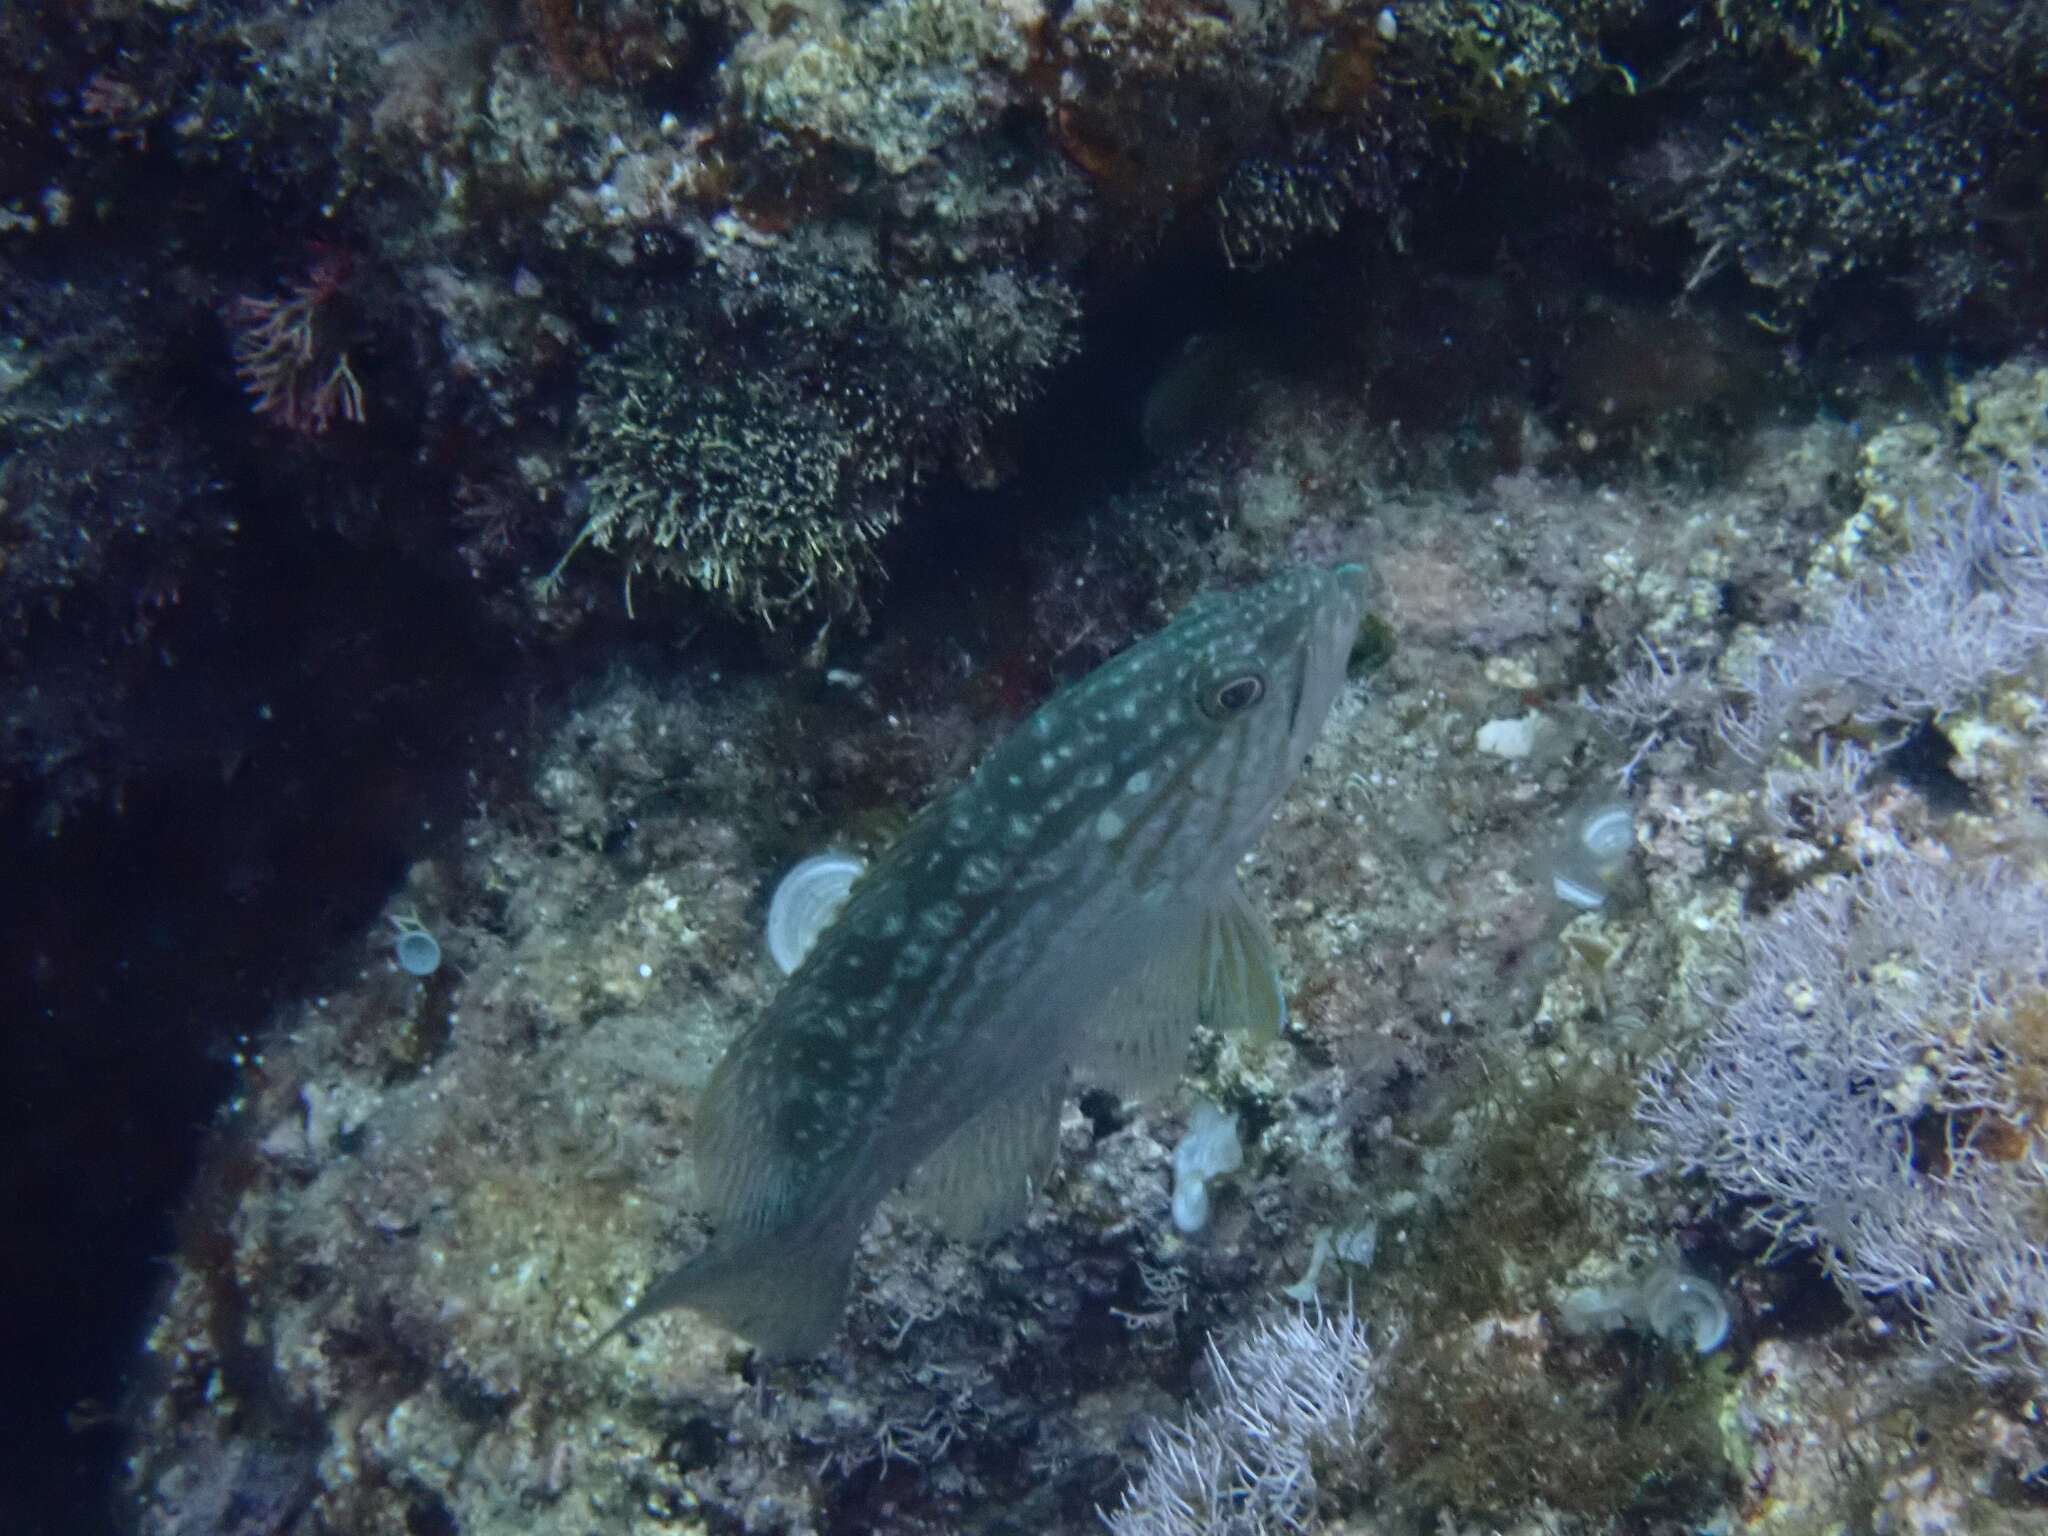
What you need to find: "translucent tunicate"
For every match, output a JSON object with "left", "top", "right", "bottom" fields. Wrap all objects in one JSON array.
[
  {"left": 1281, "top": 1229, "right": 1333, "bottom": 1301},
  {"left": 389, "top": 913, "right": 442, "bottom": 977},
  {"left": 766, "top": 852, "right": 867, "bottom": 975},
  {"left": 1557, "top": 1256, "right": 1731, "bottom": 1354},
  {"left": 1558, "top": 1283, "right": 1634, "bottom": 1337},
  {"left": 1550, "top": 795, "right": 1635, "bottom": 910},
  {"left": 1642, "top": 1266, "right": 1732, "bottom": 1354},
  {"left": 1334, "top": 1221, "right": 1378, "bottom": 1268},
  {"left": 1577, "top": 804, "right": 1634, "bottom": 860}
]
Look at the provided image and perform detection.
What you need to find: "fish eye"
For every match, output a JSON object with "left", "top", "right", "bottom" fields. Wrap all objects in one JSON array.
[{"left": 1200, "top": 670, "right": 1266, "bottom": 719}]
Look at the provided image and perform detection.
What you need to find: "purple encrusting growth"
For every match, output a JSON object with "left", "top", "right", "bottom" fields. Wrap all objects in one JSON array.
[
  {"left": 1106, "top": 1304, "right": 1390, "bottom": 1536},
  {"left": 1589, "top": 461, "right": 2048, "bottom": 776},
  {"left": 1632, "top": 858, "right": 2048, "bottom": 1391},
  {"left": 595, "top": 565, "right": 1368, "bottom": 1356},
  {"left": 1723, "top": 460, "right": 2048, "bottom": 753}
]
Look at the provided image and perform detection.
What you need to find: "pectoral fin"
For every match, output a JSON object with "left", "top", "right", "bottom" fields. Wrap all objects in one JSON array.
[
  {"left": 1072, "top": 879, "right": 1286, "bottom": 1099},
  {"left": 1198, "top": 877, "right": 1287, "bottom": 1039}
]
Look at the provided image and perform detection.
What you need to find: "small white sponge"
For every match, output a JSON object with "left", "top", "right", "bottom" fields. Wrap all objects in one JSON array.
[{"left": 1171, "top": 1100, "right": 1243, "bottom": 1233}]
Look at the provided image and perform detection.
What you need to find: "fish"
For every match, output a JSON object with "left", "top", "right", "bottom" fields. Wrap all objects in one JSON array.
[{"left": 593, "top": 563, "right": 1370, "bottom": 1356}]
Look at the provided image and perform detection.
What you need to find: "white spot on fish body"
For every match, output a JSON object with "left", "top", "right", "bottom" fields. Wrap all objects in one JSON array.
[
  {"left": 1006, "top": 812, "right": 1037, "bottom": 844},
  {"left": 1096, "top": 807, "right": 1126, "bottom": 841},
  {"left": 957, "top": 853, "right": 1005, "bottom": 894},
  {"left": 1125, "top": 769, "right": 1153, "bottom": 795}
]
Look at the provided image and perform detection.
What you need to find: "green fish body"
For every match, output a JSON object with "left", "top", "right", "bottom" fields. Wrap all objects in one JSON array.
[{"left": 598, "top": 564, "right": 1369, "bottom": 1355}]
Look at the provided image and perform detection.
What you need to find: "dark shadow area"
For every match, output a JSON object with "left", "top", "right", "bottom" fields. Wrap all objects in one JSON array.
[{"left": 1, "top": 510, "right": 547, "bottom": 1535}]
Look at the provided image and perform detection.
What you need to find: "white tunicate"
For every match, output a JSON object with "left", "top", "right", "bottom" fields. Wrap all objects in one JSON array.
[
  {"left": 1375, "top": 7, "right": 1399, "bottom": 42},
  {"left": 766, "top": 852, "right": 867, "bottom": 975},
  {"left": 1171, "top": 1100, "right": 1243, "bottom": 1234},
  {"left": 1476, "top": 713, "right": 1543, "bottom": 759}
]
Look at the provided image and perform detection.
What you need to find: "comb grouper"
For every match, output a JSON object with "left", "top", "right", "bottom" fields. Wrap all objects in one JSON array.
[{"left": 592, "top": 563, "right": 1371, "bottom": 1356}]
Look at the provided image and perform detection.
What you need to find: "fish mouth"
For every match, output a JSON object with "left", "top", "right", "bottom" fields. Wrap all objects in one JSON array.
[
  {"left": 1321, "top": 563, "right": 1371, "bottom": 675},
  {"left": 1299, "top": 564, "right": 1370, "bottom": 741},
  {"left": 1330, "top": 563, "right": 1372, "bottom": 637}
]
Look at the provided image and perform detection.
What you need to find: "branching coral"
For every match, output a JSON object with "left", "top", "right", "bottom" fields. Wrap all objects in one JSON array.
[
  {"left": 225, "top": 253, "right": 365, "bottom": 435},
  {"left": 1720, "top": 461, "right": 2048, "bottom": 758},
  {"left": 1588, "top": 462, "right": 2048, "bottom": 772}
]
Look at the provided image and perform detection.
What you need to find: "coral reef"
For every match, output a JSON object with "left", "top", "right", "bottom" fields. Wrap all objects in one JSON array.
[
  {"left": 115, "top": 366, "right": 2048, "bottom": 1534},
  {"left": 8, "top": 0, "right": 2048, "bottom": 1532}
]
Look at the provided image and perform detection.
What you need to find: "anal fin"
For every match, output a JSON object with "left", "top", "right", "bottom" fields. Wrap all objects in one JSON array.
[{"left": 902, "top": 1072, "right": 1065, "bottom": 1243}]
